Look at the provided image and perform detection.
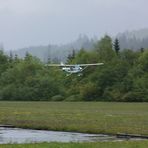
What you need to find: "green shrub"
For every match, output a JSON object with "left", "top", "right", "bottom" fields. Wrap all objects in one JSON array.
[
  {"left": 51, "top": 95, "right": 64, "bottom": 101},
  {"left": 65, "top": 95, "right": 82, "bottom": 101},
  {"left": 122, "top": 91, "right": 148, "bottom": 102}
]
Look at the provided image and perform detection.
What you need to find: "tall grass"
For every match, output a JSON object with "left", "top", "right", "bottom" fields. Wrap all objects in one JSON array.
[
  {"left": 0, "top": 102, "right": 147, "bottom": 135},
  {"left": 1, "top": 141, "right": 148, "bottom": 148}
]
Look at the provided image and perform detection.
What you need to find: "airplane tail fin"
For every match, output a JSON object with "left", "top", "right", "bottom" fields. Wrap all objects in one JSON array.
[{"left": 60, "top": 62, "right": 65, "bottom": 66}]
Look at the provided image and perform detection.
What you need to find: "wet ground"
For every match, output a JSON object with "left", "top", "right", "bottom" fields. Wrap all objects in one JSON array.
[{"left": 0, "top": 127, "right": 146, "bottom": 144}]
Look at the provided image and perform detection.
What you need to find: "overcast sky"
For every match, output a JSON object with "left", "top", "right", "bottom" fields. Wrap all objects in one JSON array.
[{"left": 0, "top": 0, "right": 148, "bottom": 50}]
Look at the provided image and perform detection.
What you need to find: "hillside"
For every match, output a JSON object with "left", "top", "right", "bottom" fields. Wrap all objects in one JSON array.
[
  {"left": 117, "top": 28, "right": 148, "bottom": 50},
  {"left": 5, "top": 28, "right": 148, "bottom": 62},
  {"left": 7, "top": 35, "right": 96, "bottom": 63}
]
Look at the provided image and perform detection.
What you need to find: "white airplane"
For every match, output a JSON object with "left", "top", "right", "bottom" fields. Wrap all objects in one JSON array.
[{"left": 46, "top": 62, "right": 104, "bottom": 76}]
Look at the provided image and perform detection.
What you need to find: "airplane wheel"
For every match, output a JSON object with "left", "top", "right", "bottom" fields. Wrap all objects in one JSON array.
[{"left": 78, "top": 73, "right": 82, "bottom": 76}]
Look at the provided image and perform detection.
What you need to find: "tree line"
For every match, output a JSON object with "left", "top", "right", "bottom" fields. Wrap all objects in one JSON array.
[{"left": 0, "top": 35, "right": 148, "bottom": 102}]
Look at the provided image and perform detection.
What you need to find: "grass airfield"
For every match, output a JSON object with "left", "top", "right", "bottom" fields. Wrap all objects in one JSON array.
[
  {"left": 1, "top": 141, "right": 148, "bottom": 148},
  {"left": 0, "top": 101, "right": 147, "bottom": 147}
]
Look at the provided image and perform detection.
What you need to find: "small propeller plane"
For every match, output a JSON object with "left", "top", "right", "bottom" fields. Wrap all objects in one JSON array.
[{"left": 46, "top": 62, "right": 104, "bottom": 76}]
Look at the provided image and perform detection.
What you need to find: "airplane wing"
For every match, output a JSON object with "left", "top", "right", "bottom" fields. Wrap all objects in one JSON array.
[
  {"left": 46, "top": 63, "right": 104, "bottom": 67},
  {"left": 45, "top": 64, "right": 62, "bottom": 67},
  {"left": 45, "top": 62, "right": 66, "bottom": 67},
  {"left": 75, "top": 63, "right": 104, "bottom": 66}
]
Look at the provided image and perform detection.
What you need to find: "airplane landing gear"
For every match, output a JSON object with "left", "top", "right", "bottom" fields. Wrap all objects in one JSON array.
[{"left": 78, "top": 73, "right": 83, "bottom": 76}]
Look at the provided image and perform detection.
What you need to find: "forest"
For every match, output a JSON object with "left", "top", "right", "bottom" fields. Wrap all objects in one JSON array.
[{"left": 0, "top": 35, "right": 148, "bottom": 102}]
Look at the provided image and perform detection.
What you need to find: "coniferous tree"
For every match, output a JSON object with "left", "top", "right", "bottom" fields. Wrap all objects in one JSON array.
[
  {"left": 114, "top": 38, "right": 120, "bottom": 55},
  {"left": 67, "top": 49, "right": 76, "bottom": 63},
  {"left": 14, "top": 54, "right": 19, "bottom": 62},
  {"left": 0, "top": 50, "right": 9, "bottom": 75},
  {"left": 140, "top": 47, "right": 144, "bottom": 53},
  {"left": 9, "top": 51, "right": 13, "bottom": 63}
]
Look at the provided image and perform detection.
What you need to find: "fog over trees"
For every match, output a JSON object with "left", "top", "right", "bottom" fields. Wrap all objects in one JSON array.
[
  {"left": 117, "top": 28, "right": 148, "bottom": 50},
  {"left": 4, "top": 28, "right": 148, "bottom": 63}
]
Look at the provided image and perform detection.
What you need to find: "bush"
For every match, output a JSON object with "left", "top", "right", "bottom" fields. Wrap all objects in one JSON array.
[
  {"left": 80, "top": 82, "right": 98, "bottom": 101},
  {"left": 103, "top": 87, "right": 122, "bottom": 101},
  {"left": 65, "top": 95, "right": 82, "bottom": 101},
  {"left": 122, "top": 91, "right": 148, "bottom": 102},
  {"left": 51, "top": 95, "right": 64, "bottom": 101}
]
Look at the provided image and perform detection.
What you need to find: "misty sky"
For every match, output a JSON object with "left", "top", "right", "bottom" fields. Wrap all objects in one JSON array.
[{"left": 0, "top": 0, "right": 148, "bottom": 50}]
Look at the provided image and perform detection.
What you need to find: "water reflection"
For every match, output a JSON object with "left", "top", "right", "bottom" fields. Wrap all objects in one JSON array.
[{"left": 0, "top": 127, "right": 145, "bottom": 144}]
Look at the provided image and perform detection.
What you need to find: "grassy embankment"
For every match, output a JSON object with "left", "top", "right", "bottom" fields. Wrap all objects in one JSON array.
[
  {"left": 1, "top": 141, "right": 148, "bottom": 148},
  {"left": 0, "top": 101, "right": 147, "bottom": 135}
]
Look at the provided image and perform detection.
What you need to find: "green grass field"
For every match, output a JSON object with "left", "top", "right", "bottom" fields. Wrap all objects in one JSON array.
[
  {"left": 1, "top": 141, "right": 148, "bottom": 148},
  {"left": 0, "top": 102, "right": 148, "bottom": 147},
  {"left": 0, "top": 101, "right": 147, "bottom": 135}
]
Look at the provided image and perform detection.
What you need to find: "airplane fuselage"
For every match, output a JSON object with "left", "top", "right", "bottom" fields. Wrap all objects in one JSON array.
[{"left": 62, "top": 66, "right": 82, "bottom": 74}]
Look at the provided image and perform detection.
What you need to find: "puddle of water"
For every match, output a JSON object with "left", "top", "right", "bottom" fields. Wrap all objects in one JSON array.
[{"left": 0, "top": 127, "right": 146, "bottom": 144}]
